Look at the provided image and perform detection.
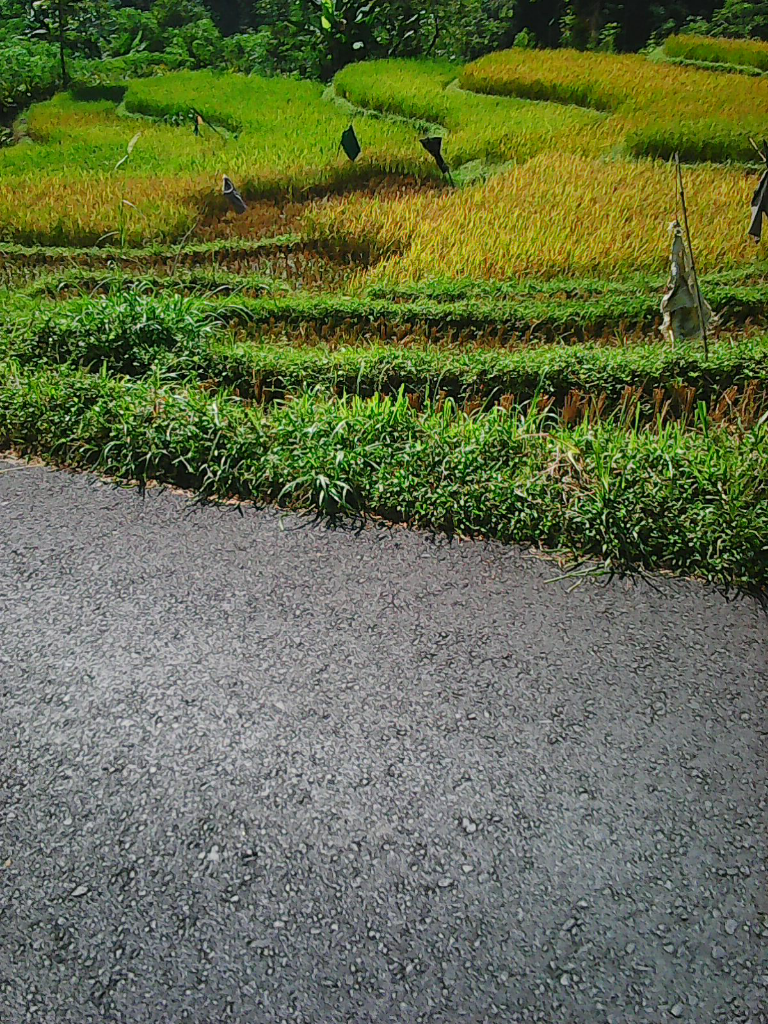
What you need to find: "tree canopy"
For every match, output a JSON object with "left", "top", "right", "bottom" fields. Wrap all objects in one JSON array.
[{"left": 1, "top": 0, "right": 766, "bottom": 91}]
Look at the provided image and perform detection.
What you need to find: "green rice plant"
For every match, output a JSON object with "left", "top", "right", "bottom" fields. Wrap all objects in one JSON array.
[
  {"left": 0, "top": 235, "right": 302, "bottom": 265},
  {"left": 0, "top": 72, "right": 430, "bottom": 245},
  {"left": 663, "top": 34, "right": 768, "bottom": 73},
  {"left": 4, "top": 51, "right": 768, "bottom": 258}
]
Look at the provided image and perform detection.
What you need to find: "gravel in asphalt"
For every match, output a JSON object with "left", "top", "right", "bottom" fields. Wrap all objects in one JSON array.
[{"left": 0, "top": 460, "right": 766, "bottom": 1023}]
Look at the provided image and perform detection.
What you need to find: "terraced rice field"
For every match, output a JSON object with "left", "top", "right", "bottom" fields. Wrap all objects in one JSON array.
[{"left": 1, "top": 48, "right": 767, "bottom": 589}]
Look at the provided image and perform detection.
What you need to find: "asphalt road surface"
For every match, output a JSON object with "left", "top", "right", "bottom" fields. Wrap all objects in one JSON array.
[{"left": 1, "top": 459, "right": 766, "bottom": 1024}]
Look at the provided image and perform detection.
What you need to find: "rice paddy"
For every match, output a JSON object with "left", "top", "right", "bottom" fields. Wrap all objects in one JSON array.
[
  {"left": 662, "top": 33, "right": 768, "bottom": 73},
  {"left": 2, "top": 48, "right": 767, "bottom": 588},
  {"left": 308, "top": 153, "right": 764, "bottom": 284},
  {"left": 460, "top": 47, "right": 768, "bottom": 162}
]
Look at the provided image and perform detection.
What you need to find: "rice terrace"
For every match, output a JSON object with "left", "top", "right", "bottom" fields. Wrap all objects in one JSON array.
[
  {"left": 2, "top": 11, "right": 768, "bottom": 591},
  {"left": 1, "top": 5, "right": 768, "bottom": 1024}
]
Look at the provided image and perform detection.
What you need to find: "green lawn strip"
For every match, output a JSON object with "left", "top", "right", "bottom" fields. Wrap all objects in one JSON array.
[
  {"left": 364, "top": 267, "right": 768, "bottom": 301},
  {"left": 651, "top": 53, "right": 765, "bottom": 78},
  {"left": 6, "top": 267, "right": 291, "bottom": 299},
  {"left": 1, "top": 357, "right": 766, "bottom": 591},
  {"left": 15, "top": 262, "right": 768, "bottom": 302}
]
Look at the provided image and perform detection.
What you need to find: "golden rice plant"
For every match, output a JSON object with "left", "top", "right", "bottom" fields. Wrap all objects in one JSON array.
[
  {"left": 0, "top": 171, "right": 201, "bottom": 245},
  {"left": 460, "top": 48, "right": 768, "bottom": 162},
  {"left": 663, "top": 33, "right": 768, "bottom": 72},
  {"left": 307, "top": 153, "right": 764, "bottom": 283}
]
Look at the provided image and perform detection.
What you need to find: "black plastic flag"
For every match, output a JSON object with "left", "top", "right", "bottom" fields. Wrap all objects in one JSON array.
[
  {"left": 420, "top": 136, "right": 452, "bottom": 182},
  {"left": 749, "top": 140, "right": 768, "bottom": 244},
  {"left": 222, "top": 175, "right": 247, "bottom": 215},
  {"left": 340, "top": 125, "right": 361, "bottom": 162}
]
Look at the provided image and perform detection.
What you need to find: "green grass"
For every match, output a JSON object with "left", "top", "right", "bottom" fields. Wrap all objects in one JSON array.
[
  {"left": 1, "top": 355, "right": 766, "bottom": 591},
  {"left": 652, "top": 51, "right": 765, "bottom": 78}
]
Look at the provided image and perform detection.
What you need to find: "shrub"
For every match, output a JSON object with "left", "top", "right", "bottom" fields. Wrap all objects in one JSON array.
[{"left": 0, "top": 38, "right": 60, "bottom": 115}]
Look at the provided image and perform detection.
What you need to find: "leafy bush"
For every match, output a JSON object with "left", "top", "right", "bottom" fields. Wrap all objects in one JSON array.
[
  {"left": 222, "top": 32, "right": 276, "bottom": 75},
  {"left": 10, "top": 292, "right": 219, "bottom": 374},
  {"left": 0, "top": 37, "right": 60, "bottom": 115},
  {"left": 710, "top": 0, "right": 768, "bottom": 41},
  {"left": 101, "top": 7, "right": 168, "bottom": 58},
  {"left": 513, "top": 29, "right": 537, "bottom": 50}
]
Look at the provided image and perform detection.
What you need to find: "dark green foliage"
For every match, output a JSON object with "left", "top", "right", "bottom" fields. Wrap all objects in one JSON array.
[
  {"left": 4, "top": 0, "right": 766, "bottom": 100},
  {"left": 0, "top": 37, "right": 61, "bottom": 115},
  {"left": 710, "top": 0, "right": 768, "bottom": 40}
]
